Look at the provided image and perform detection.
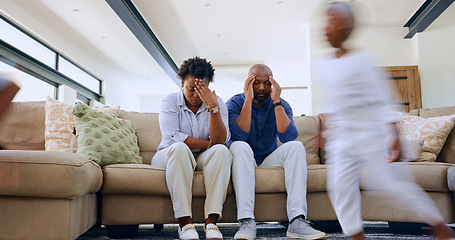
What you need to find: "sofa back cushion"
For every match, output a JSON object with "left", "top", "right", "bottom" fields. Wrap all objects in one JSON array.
[
  {"left": 417, "top": 106, "right": 455, "bottom": 164},
  {"left": 120, "top": 110, "right": 321, "bottom": 165},
  {"left": 0, "top": 101, "right": 45, "bottom": 150},
  {"left": 292, "top": 115, "right": 321, "bottom": 165},
  {"left": 117, "top": 110, "right": 161, "bottom": 164}
]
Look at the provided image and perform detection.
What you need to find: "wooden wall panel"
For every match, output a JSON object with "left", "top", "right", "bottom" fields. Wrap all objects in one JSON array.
[{"left": 384, "top": 66, "right": 421, "bottom": 112}]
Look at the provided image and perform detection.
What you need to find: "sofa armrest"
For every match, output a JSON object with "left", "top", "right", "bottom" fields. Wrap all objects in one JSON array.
[
  {"left": 448, "top": 166, "right": 455, "bottom": 191},
  {"left": 0, "top": 150, "right": 102, "bottom": 199}
]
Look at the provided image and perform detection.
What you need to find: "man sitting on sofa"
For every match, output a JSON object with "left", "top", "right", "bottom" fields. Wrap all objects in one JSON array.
[{"left": 226, "top": 64, "right": 326, "bottom": 240}]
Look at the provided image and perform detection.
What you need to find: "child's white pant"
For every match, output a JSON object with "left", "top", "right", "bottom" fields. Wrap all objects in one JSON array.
[
  {"left": 326, "top": 127, "right": 444, "bottom": 236},
  {"left": 152, "top": 142, "right": 232, "bottom": 219}
]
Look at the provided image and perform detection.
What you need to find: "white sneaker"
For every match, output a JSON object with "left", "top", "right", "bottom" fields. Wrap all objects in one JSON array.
[
  {"left": 234, "top": 218, "right": 256, "bottom": 240},
  {"left": 205, "top": 223, "right": 223, "bottom": 240},
  {"left": 178, "top": 223, "right": 199, "bottom": 240},
  {"left": 286, "top": 216, "right": 326, "bottom": 239}
]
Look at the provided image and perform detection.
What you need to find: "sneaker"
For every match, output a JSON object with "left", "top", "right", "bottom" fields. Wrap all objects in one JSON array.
[
  {"left": 234, "top": 218, "right": 256, "bottom": 240},
  {"left": 178, "top": 223, "right": 199, "bottom": 240},
  {"left": 205, "top": 223, "right": 223, "bottom": 240},
  {"left": 286, "top": 216, "right": 326, "bottom": 239}
]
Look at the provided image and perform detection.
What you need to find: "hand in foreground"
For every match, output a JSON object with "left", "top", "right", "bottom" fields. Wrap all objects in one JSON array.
[
  {"left": 268, "top": 76, "right": 282, "bottom": 103},
  {"left": 194, "top": 78, "right": 218, "bottom": 108},
  {"left": 387, "top": 137, "right": 402, "bottom": 163},
  {"left": 387, "top": 123, "right": 402, "bottom": 162},
  {"left": 244, "top": 74, "right": 255, "bottom": 102}
]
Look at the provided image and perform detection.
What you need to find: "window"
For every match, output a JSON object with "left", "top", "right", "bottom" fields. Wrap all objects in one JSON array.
[
  {"left": 0, "top": 61, "right": 56, "bottom": 101},
  {"left": 59, "top": 56, "right": 101, "bottom": 93},
  {"left": 0, "top": 14, "right": 102, "bottom": 103},
  {"left": 0, "top": 16, "right": 55, "bottom": 68}
]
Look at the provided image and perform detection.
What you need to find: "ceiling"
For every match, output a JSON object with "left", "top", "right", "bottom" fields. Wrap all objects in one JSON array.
[
  {"left": 0, "top": 0, "right": 435, "bottom": 93},
  {"left": 132, "top": 0, "right": 319, "bottom": 66},
  {"left": 438, "top": 0, "right": 455, "bottom": 20}
]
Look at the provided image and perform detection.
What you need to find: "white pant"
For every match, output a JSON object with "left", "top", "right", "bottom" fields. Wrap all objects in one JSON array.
[
  {"left": 326, "top": 127, "right": 444, "bottom": 236},
  {"left": 230, "top": 141, "right": 308, "bottom": 221},
  {"left": 151, "top": 142, "right": 232, "bottom": 219}
]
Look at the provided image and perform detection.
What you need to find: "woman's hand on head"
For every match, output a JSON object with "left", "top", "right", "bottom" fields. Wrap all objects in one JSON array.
[{"left": 194, "top": 78, "right": 218, "bottom": 108}]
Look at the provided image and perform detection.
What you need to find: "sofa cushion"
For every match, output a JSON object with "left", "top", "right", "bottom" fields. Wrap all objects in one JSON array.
[
  {"left": 397, "top": 113, "right": 455, "bottom": 162},
  {"left": 418, "top": 106, "right": 455, "bottom": 164},
  {"left": 45, "top": 97, "right": 120, "bottom": 154},
  {"left": 101, "top": 164, "right": 234, "bottom": 197},
  {"left": 0, "top": 101, "right": 45, "bottom": 150},
  {"left": 117, "top": 111, "right": 161, "bottom": 164},
  {"left": 319, "top": 140, "right": 426, "bottom": 164},
  {"left": 360, "top": 162, "right": 452, "bottom": 192},
  {"left": 292, "top": 116, "right": 320, "bottom": 165},
  {"left": 419, "top": 106, "right": 455, "bottom": 118},
  {"left": 448, "top": 166, "right": 455, "bottom": 191},
  {"left": 73, "top": 103, "right": 142, "bottom": 166},
  {"left": 255, "top": 165, "right": 327, "bottom": 194},
  {"left": 255, "top": 163, "right": 451, "bottom": 194},
  {"left": 408, "top": 109, "right": 420, "bottom": 116},
  {"left": 0, "top": 150, "right": 102, "bottom": 199}
]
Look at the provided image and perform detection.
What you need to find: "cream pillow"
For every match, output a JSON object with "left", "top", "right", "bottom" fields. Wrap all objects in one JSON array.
[
  {"left": 397, "top": 113, "right": 455, "bottom": 162},
  {"left": 45, "top": 96, "right": 120, "bottom": 153}
]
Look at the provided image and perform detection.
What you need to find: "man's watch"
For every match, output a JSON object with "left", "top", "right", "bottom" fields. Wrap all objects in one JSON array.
[
  {"left": 209, "top": 105, "right": 220, "bottom": 114},
  {"left": 273, "top": 101, "right": 283, "bottom": 108}
]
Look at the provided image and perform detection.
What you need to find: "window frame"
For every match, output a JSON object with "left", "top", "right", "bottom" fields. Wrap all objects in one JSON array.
[{"left": 0, "top": 14, "right": 103, "bottom": 102}]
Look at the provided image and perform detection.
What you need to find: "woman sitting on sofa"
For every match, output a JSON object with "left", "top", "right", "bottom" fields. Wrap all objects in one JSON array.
[{"left": 151, "top": 56, "right": 232, "bottom": 240}]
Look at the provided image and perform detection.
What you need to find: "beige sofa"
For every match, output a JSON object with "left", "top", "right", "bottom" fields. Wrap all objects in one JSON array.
[
  {"left": 0, "top": 101, "right": 454, "bottom": 239},
  {"left": 0, "top": 102, "right": 102, "bottom": 240}
]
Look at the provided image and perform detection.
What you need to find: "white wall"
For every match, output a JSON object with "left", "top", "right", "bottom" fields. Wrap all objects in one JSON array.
[
  {"left": 105, "top": 76, "right": 180, "bottom": 112},
  {"left": 205, "top": 59, "right": 313, "bottom": 116},
  {"left": 416, "top": 19, "right": 455, "bottom": 108},
  {"left": 346, "top": 26, "right": 418, "bottom": 66},
  {"left": 308, "top": 2, "right": 455, "bottom": 113},
  {"left": 309, "top": 20, "right": 419, "bottom": 114}
]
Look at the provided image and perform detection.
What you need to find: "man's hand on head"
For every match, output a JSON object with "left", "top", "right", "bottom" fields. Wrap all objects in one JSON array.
[
  {"left": 268, "top": 76, "right": 281, "bottom": 103},
  {"left": 244, "top": 74, "right": 255, "bottom": 102}
]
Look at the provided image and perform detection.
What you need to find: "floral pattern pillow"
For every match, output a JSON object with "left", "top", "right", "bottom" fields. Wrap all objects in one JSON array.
[
  {"left": 44, "top": 96, "right": 120, "bottom": 153},
  {"left": 397, "top": 113, "right": 455, "bottom": 162}
]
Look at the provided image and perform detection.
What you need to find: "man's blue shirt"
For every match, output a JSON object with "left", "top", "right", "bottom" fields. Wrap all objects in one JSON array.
[{"left": 226, "top": 93, "right": 298, "bottom": 165}]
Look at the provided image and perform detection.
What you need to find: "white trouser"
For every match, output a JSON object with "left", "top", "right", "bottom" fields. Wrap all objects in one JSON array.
[
  {"left": 230, "top": 141, "right": 308, "bottom": 221},
  {"left": 326, "top": 127, "right": 444, "bottom": 236},
  {"left": 151, "top": 142, "right": 232, "bottom": 219}
]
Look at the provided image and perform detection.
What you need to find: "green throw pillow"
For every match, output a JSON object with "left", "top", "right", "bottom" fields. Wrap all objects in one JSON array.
[{"left": 72, "top": 102, "right": 142, "bottom": 166}]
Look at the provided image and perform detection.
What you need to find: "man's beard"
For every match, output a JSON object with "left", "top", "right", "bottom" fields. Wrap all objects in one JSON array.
[{"left": 253, "top": 92, "right": 270, "bottom": 104}]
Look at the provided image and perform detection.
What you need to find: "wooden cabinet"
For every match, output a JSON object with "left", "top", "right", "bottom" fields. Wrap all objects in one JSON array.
[{"left": 383, "top": 66, "right": 422, "bottom": 112}]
